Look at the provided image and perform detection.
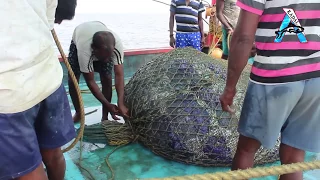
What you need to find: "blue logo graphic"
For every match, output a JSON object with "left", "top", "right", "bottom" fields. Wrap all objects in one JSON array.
[{"left": 274, "top": 8, "right": 307, "bottom": 43}]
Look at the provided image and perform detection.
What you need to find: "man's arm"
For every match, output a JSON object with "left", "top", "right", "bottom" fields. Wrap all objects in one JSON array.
[
  {"left": 83, "top": 72, "right": 111, "bottom": 107},
  {"left": 225, "top": 9, "right": 260, "bottom": 92},
  {"left": 114, "top": 64, "right": 125, "bottom": 106},
  {"left": 46, "top": 0, "right": 58, "bottom": 29},
  {"left": 169, "top": 12, "right": 175, "bottom": 37},
  {"left": 198, "top": 2, "right": 205, "bottom": 38},
  {"left": 198, "top": 14, "right": 204, "bottom": 38},
  {"left": 169, "top": 0, "right": 176, "bottom": 37},
  {"left": 216, "top": 0, "right": 233, "bottom": 30}
]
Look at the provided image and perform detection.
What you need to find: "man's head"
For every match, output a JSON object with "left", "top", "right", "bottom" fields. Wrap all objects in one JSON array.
[
  {"left": 91, "top": 31, "right": 116, "bottom": 62},
  {"left": 55, "top": 0, "right": 77, "bottom": 24}
]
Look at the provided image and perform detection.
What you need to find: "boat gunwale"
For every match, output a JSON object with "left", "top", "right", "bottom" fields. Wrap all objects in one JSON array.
[{"left": 58, "top": 47, "right": 173, "bottom": 62}]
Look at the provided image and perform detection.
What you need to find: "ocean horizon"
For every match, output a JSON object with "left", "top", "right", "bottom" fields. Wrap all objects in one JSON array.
[{"left": 54, "top": 12, "right": 209, "bottom": 55}]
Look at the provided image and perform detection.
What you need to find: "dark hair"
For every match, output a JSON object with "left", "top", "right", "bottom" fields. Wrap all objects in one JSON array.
[
  {"left": 55, "top": 0, "right": 77, "bottom": 22},
  {"left": 91, "top": 31, "right": 115, "bottom": 50}
]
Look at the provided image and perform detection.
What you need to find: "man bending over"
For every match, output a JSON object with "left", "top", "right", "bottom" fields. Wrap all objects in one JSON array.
[{"left": 68, "top": 21, "right": 129, "bottom": 122}]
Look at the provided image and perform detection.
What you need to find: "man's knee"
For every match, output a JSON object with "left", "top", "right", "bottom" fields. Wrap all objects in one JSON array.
[
  {"left": 236, "top": 135, "right": 261, "bottom": 154},
  {"left": 280, "top": 143, "right": 305, "bottom": 164},
  {"left": 17, "top": 163, "right": 48, "bottom": 180},
  {"left": 41, "top": 148, "right": 65, "bottom": 167}
]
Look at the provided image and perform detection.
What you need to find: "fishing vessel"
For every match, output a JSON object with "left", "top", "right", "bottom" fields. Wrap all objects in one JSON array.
[
  {"left": 55, "top": 1, "right": 320, "bottom": 179},
  {"left": 57, "top": 46, "right": 320, "bottom": 180}
]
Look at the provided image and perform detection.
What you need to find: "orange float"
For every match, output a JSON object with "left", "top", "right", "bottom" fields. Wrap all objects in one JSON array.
[{"left": 209, "top": 48, "right": 223, "bottom": 59}]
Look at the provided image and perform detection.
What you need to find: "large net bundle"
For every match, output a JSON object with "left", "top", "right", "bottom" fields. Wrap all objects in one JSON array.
[{"left": 123, "top": 48, "right": 280, "bottom": 166}]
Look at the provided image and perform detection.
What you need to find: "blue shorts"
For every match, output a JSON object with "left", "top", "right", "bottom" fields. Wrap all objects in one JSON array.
[
  {"left": 238, "top": 78, "right": 320, "bottom": 152},
  {"left": 175, "top": 32, "right": 201, "bottom": 50},
  {"left": 0, "top": 84, "right": 76, "bottom": 180}
]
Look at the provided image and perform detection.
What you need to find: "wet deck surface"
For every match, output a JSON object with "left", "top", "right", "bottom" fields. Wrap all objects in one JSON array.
[
  {"left": 63, "top": 106, "right": 320, "bottom": 180},
  {"left": 61, "top": 56, "right": 320, "bottom": 180}
]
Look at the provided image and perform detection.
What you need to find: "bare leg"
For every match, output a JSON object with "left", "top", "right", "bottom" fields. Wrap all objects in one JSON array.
[
  {"left": 68, "top": 73, "right": 81, "bottom": 123},
  {"left": 231, "top": 135, "right": 261, "bottom": 170},
  {"left": 17, "top": 163, "right": 48, "bottom": 180},
  {"left": 279, "top": 143, "right": 305, "bottom": 180},
  {"left": 41, "top": 148, "right": 66, "bottom": 180},
  {"left": 100, "top": 73, "right": 112, "bottom": 121}
]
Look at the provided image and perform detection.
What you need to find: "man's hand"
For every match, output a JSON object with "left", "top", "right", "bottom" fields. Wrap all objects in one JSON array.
[
  {"left": 118, "top": 104, "right": 130, "bottom": 118},
  {"left": 227, "top": 28, "right": 234, "bottom": 35},
  {"left": 170, "top": 36, "right": 175, "bottom": 48},
  {"left": 201, "top": 36, "right": 205, "bottom": 49},
  {"left": 219, "top": 87, "right": 236, "bottom": 114},
  {"left": 106, "top": 103, "right": 121, "bottom": 120}
]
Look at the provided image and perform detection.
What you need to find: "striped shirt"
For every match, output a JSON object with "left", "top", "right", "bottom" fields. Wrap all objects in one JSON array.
[
  {"left": 170, "top": 0, "right": 205, "bottom": 33},
  {"left": 237, "top": 0, "right": 320, "bottom": 84}
]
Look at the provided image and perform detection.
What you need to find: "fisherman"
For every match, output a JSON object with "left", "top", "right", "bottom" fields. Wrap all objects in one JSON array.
[
  {"left": 216, "top": 0, "right": 256, "bottom": 61},
  {"left": 216, "top": 0, "right": 239, "bottom": 59},
  {"left": 0, "top": 0, "right": 76, "bottom": 179},
  {"left": 68, "top": 21, "right": 129, "bottom": 122},
  {"left": 220, "top": 1, "right": 320, "bottom": 179},
  {"left": 169, "top": 0, "right": 206, "bottom": 50}
]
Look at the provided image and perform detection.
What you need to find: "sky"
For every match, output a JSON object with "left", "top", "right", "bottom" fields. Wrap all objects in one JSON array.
[{"left": 75, "top": 0, "right": 172, "bottom": 14}]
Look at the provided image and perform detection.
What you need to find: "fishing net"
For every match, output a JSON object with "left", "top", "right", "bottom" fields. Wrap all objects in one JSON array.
[{"left": 82, "top": 47, "right": 280, "bottom": 166}]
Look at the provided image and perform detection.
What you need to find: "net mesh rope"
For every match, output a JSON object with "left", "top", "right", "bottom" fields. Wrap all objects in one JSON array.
[{"left": 82, "top": 48, "right": 280, "bottom": 166}]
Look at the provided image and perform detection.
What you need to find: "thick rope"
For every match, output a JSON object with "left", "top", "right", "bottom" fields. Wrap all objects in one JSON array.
[
  {"left": 51, "top": 29, "right": 85, "bottom": 153},
  {"left": 103, "top": 121, "right": 139, "bottom": 180},
  {"left": 146, "top": 160, "right": 320, "bottom": 180},
  {"left": 208, "top": 35, "right": 222, "bottom": 55}
]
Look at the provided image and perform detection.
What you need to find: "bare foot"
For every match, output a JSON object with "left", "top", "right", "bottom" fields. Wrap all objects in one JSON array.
[{"left": 73, "top": 113, "right": 81, "bottom": 123}]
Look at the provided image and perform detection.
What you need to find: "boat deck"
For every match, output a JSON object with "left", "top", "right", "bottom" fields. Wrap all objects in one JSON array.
[
  {"left": 59, "top": 49, "right": 320, "bottom": 180},
  {"left": 64, "top": 106, "right": 320, "bottom": 180}
]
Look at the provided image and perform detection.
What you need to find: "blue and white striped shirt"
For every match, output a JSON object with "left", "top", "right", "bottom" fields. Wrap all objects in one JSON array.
[{"left": 170, "top": 0, "right": 205, "bottom": 33}]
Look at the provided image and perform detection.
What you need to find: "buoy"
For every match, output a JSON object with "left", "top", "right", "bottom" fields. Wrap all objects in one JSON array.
[{"left": 210, "top": 48, "right": 223, "bottom": 59}]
